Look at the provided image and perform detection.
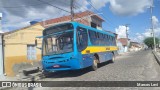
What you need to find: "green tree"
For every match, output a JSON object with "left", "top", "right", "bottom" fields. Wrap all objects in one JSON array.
[{"left": 143, "top": 37, "right": 159, "bottom": 49}]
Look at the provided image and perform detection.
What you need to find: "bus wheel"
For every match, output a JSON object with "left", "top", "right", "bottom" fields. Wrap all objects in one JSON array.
[
  {"left": 90, "top": 56, "right": 98, "bottom": 71},
  {"left": 110, "top": 53, "right": 115, "bottom": 63}
]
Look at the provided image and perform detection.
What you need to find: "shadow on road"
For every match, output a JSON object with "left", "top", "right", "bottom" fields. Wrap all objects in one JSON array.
[{"left": 43, "top": 61, "right": 111, "bottom": 79}]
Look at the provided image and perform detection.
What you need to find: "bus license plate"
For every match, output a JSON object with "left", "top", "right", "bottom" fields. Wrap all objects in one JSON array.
[{"left": 53, "top": 65, "right": 60, "bottom": 68}]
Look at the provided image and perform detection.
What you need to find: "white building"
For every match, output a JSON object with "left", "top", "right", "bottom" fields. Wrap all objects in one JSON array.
[
  {"left": 118, "top": 38, "right": 130, "bottom": 53},
  {"left": 117, "top": 41, "right": 125, "bottom": 54},
  {"left": 129, "top": 42, "right": 142, "bottom": 52}
]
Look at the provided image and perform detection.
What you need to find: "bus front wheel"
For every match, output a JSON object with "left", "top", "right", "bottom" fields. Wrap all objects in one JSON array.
[{"left": 90, "top": 56, "right": 98, "bottom": 71}]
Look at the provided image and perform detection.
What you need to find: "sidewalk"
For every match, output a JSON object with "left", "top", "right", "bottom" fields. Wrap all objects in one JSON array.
[
  {"left": 0, "top": 75, "right": 17, "bottom": 81},
  {"left": 156, "top": 48, "right": 160, "bottom": 55},
  {"left": 152, "top": 49, "right": 160, "bottom": 65}
]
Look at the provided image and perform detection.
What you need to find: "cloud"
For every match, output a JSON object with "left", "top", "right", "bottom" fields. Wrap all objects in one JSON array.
[
  {"left": 0, "top": 13, "right": 2, "bottom": 17},
  {"left": 152, "top": 16, "right": 159, "bottom": 28},
  {"left": 115, "top": 25, "right": 129, "bottom": 39},
  {"left": 1, "top": 0, "right": 71, "bottom": 18},
  {"left": 1, "top": 0, "right": 89, "bottom": 31},
  {"left": 1, "top": 0, "right": 153, "bottom": 32},
  {"left": 109, "top": 0, "right": 151, "bottom": 16},
  {"left": 133, "top": 28, "right": 160, "bottom": 43},
  {"left": 154, "top": 28, "right": 160, "bottom": 37},
  {"left": 90, "top": 0, "right": 109, "bottom": 9},
  {"left": 132, "top": 33, "right": 145, "bottom": 42},
  {"left": 130, "top": 15, "right": 160, "bottom": 43},
  {"left": 90, "top": 0, "right": 151, "bottom": 16}
]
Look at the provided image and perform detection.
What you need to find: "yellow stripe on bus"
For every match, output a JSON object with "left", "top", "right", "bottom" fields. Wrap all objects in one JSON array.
[{"left": 81, "top": 46, "right": 118, "bottom": 54}]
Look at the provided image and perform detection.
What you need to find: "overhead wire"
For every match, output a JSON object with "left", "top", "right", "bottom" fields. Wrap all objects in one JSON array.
[
  {"left": 2, "top": 0, "right": 117, "bottom": 29},
  {"left": 87, "top": 1, "right": 117, "bottom": 28},
  {"left": 55, "top": 0, "right": 89, "bottom": 23},
  {"left": 37, "top": 0, "right": 89, "bottom": 24}
]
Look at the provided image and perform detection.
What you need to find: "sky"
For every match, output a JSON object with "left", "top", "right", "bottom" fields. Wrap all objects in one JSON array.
[{"left": 0, "top": 0, "right": 160, "bottom": 43}]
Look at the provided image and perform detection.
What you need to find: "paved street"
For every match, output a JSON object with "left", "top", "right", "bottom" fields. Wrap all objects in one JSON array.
[
  {"left": 12, "top": 50, "right": 160, "bottom": 90},
  {"left": 42, "top": 50, "right": 160, "bottom": 81}
]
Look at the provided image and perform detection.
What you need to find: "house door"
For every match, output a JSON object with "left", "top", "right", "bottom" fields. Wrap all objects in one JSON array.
[
  {"left": 27, "top": 45, "right": 37, "bottom": 60},
  {"left": 0, "top": 35, "right": 3, "bottom": 75}
]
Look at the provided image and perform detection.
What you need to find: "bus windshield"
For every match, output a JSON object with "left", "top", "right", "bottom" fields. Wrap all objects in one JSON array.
[{"left": 42, "top": 31, "right": 74, "bottom": 56}]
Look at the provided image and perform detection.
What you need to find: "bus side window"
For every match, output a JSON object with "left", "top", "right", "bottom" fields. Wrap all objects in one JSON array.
[
  {"left": 101, "top": 33, "right": 104, "bottom": 45},
  {"left": 111, "top": 36, "right": 113, "bottom": 45},
  {"left": 109, "top": 36, "right": 111, "bottom": 45},
  {"left": 105, "top": 35, "right": 108, "bottom": 45},
  {"left": 77, "top": 27, "right": 88, "bottom": 51},
  {"left": 112, "top": 37, "right": 114, "bottom": 45},
  {"left": 108, "top": 36, "right": 111, "bottom": 46},
  {"left": 104, "top": 35, "right": 106, "bottom": 45},
  {"left": 89, "top": 30, "right": 96, "bottom": 45},
  {"left": 110, "top": 36, "right": 112, "bottom": 45},
  {"left": 96, "top": 32, "right": 100, "bottom": 45},
  {"left": 113, "top": 37, "right": 116, "bottom": 46},
  {"left": 106, "top": 35, "right": 109, "bottom": 46}
]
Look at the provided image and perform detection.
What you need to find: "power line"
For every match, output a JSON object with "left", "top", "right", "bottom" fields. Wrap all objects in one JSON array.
[
  {"left": 37, "top": 0, "right": 89, "bottom": 24},
  {"left": 2, "top": 0, "right": 92, "bottom": 26},
  {"left": 75, "top": 1, "right": 116, "bottom": 28},
  {"left": 150, "top": 0, "right": 156, "bottom": 51},
  {"left": 70, "top": 0, "right": 74, "bottom": 21},
  {"left": 1, "top": 3, "right": 44, "bottom": 8},
  {"left": 72, "top": 2, "right": 102, "bottom": 25},
  {"left": 124, "top": 24, "right": 130, "bottom": 39},
  {"left": 75, "top": 2, "right": 117, "bottom": 29},
  {"left": 87, "top": 1, "right": 117, "bottom": 28},
  {"left": 37, "top": 0, "right": 70, "bottom": 13}
]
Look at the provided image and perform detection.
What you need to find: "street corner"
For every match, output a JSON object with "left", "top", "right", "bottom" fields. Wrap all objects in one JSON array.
[{"left": 153, "top": 49, "right": 160, "bottom": 65}]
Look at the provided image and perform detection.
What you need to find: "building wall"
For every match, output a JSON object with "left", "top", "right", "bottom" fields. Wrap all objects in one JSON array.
[
  {"left": 4, "top": 24, "right": 44, "bottom": 76},
  {"left": 90, "top": 17, "right": 102, "bottom": 30},
  {"left": 124, "top": 46, "right": 128, "bottom": 52},
  {"left": 0, "top": 34, "right": 4, "bottom": 76},
  {"left": 117, "top": 41, "right": 124, "bottom": 54}
]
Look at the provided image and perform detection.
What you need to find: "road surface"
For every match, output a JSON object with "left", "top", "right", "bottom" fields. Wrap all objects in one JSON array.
[{"left": 12, "top": 50, "right": 160, "bottom": 90}]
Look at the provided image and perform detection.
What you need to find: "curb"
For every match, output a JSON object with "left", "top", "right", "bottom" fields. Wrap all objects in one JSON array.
[{"left": 152, "top": 51, "right": 160, "bottom": 65}]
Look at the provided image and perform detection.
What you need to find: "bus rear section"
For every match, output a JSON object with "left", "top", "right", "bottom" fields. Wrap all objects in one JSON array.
[{"left": 75, "top": 25, "right": 118, "bottom": 70}]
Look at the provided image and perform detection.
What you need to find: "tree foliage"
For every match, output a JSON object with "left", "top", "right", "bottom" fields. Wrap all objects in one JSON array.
[{"left": 143, "top": 37, "right": 159, "bottom": 48}]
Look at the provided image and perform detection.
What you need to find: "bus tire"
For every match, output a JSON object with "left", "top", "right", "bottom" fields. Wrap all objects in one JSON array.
[
  {"left": 110, "top": 53, "right": 115, "bottom": 63},
  {"left": 90, "top": 56, "right": 98, "bottom": 71}
]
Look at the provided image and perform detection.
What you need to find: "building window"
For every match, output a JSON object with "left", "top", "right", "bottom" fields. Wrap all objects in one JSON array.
[
  {"left": 27, "top": 45, "right": 37, "bottom": 60},
  {"left": 91, "top": 22, "right": 97, "bottom": 28}
]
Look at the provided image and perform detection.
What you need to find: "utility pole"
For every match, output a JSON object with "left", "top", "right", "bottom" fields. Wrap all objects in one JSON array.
[
  {"left": 43, "top": 19, "right": 46, "bottom": 27},
  {"left": 125, "top": 24, "right": 130, "bottom": 52},
  {"left": 70, "top": 0, "right": 74, "bottom": 21},
  {"left": 125, "top": 24, "right": 129, "bottom": 39},
  {"left": 150, "top": 0, "right": 156, "bottom": 51}
]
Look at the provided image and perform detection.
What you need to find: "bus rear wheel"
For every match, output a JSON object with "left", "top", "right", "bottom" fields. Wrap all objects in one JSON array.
[
  {"left": 110, "top": 53, "right": 115, "bottom": 63},
  {"left": 90, "top": 56, "right": 98, "bottom": 71}
]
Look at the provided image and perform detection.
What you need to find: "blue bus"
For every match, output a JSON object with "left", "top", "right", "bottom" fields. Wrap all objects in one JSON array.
[{"left": 37, "top": 22, "right": 118, "bottom": 72}]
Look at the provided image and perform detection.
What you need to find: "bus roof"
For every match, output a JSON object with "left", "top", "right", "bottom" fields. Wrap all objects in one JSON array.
[
  {"left": 44, "top": 21, "right": 115, "bottom": 37},
  {"left": 73, "top": 22, "right": 115, "bottom": 37}
]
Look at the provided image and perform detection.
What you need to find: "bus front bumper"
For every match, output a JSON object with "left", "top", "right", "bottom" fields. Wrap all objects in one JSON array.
[{"left": 42, "top": 59, "right": 81, "bottom": 72}]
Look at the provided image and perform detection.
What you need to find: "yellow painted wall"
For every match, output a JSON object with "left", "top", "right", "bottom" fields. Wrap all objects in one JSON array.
[{"left": 4, "top": 23, "right": 44, "bottom": 76}]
